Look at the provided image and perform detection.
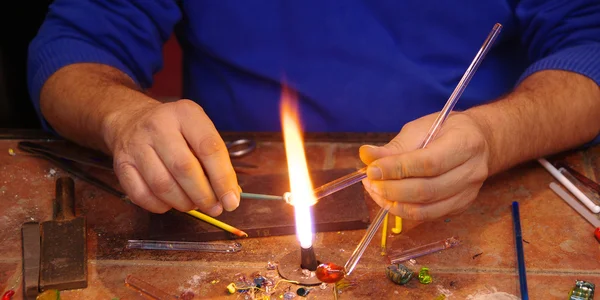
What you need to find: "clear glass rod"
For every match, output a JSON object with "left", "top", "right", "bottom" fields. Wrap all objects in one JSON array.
[
  {"left": 126, "top": 240, "right": 242, "bottom": 253},
  {"left": 343, "top": 23, "right": 503, "bottom": 276}
]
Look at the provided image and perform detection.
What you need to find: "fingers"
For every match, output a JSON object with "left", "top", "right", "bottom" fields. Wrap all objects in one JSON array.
[
  {"left": 366, "top": 130, "right": 476, "bottom": 180},
  {"left": 366, "top": 184, "right": 476, "bottom": 221},
  {"left": 359, "top": 118, "right": 433, "bottom": 164},
  {"left": 152, "top": 131, "right": 224, "bottom": 215},
  {"left": 133, "top": 145, "right": 202, "bottom": 213},
  {"left": 114, "top": 159, "right": 171, "bottom": 214},
  {"left": 363, "top": 157, "right": 477, "bottom": 204},
  {"left": 178, "top": 101, "right": 240, "bottom": 212}
]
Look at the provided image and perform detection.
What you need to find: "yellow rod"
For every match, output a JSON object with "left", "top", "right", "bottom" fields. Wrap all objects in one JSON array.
[{"left": 186, "top": 210, "right": 248, "bottom": 238}]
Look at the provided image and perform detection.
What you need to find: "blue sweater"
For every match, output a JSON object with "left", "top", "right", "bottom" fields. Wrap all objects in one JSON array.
[{"left": 28, "top": 1, "right": 600, "bottom": 133}]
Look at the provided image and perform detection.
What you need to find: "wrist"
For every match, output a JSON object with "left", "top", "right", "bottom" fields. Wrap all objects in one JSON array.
[
  {"left": 462, "top": 108, "right": 501, "bottom": 175},
  {"left": 101, "top": 96, "right": 160, "bottom": 154}
]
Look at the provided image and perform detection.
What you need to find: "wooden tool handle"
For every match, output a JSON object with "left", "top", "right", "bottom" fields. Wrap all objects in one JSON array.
[{"left": 54, "top": 177, "right": 76, "bottom": 220}]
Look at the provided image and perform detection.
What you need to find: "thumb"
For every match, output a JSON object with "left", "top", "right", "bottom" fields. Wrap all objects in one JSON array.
[
  {"left": 359, "top": 139, "right": 407, "bottom": 164},
  {"left": 359, "top": 145, "right": 387, "bottom": 164}
]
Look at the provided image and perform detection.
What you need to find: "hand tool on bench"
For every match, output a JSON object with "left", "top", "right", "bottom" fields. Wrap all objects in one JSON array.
[
  {"left": 18, "top": 139, "right": 258, "bottom": 171},
  {"left": 17, "top": 142, "right": 259, "bottom": 236},
  {"left": 21, "top": 222, "right": 41, "bottom": 299},
  {"left": 39, "top": 177, "right": 88, "bottom": 291},
  {"left": 17, "top": 141, "right": 272, "bottom": 201}
]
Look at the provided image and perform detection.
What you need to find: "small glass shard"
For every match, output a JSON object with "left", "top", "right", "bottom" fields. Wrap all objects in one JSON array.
[{"left": 125, "top": 275, "right": 176, "bottom": 300}]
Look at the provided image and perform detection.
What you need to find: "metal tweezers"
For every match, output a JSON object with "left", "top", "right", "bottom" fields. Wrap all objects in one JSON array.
[
  {"left": 18, "top": 141, "right": 127, "bottom": 198},
  {"left": 18, "top": 141, "right": 258, "bottom": 200}
]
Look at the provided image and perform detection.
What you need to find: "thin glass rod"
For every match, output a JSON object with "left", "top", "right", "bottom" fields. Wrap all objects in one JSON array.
[{"left": 343, "top": 23, "right": 503, "bottom": 276}]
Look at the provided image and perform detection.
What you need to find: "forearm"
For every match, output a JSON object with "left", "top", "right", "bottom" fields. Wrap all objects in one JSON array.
[
  {"left": 466, "top": 70, "right": 600, "bottom": 175},
  {"left": 40, "top": 63, "right": 160, "bottom": 153}
]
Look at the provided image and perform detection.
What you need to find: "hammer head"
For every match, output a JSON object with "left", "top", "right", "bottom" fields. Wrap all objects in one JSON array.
[{"left": 39, "top": 177, "right": 87, "bottom": 291}]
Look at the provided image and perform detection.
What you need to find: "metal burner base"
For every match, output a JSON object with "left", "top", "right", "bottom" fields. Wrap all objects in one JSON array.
[{"left": 277, "top": 249, "right": 325, "bottom": 285}]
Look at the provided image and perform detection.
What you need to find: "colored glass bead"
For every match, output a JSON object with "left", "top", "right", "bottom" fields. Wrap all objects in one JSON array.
[
  {"left": 418, "top": 267, "right": 432, "bottom": 284},
  {"left": 385, "top": 264, "right": 414, "bottom": 285},
  {"left": 253, "top": 276, "right": 266, "bottom": 288},
  {"left": 594, "top": 227, "right": 600, "bottom": 242},
  {"left": 296, "top": 287, "right": 312, "bottom": 297},
  {"left": 1, "top": 291, "right": 15, "bottom": 300},
  {"left": 569, "top": 280, "right": 595, "bottom": 300},
  {"left": 316, "top": 262, "right": 346, "bottom": 283}
]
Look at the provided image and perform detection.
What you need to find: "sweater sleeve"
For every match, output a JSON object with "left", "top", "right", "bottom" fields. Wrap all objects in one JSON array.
[
  {"left": 27, "top": 0, "right": 182, "bottom": 129},
  {"left": 516, "top": 0, "right": 600, "bottom": 145}
]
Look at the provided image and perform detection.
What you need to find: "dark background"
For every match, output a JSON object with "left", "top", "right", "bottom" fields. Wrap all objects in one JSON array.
[
  {"left": 0, "top": 1, "right": 183, "bottom": 130},
  {"left": 0, "top": 1, "right": 53, "bottom": 128}
]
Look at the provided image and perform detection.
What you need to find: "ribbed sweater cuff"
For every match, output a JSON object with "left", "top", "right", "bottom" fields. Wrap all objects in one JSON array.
[
  {"left": 518, "top": 44, "right": 600, "bottom": 86},
  {"left": 518, "top": 44, "right": 600, "bottom": 146}
]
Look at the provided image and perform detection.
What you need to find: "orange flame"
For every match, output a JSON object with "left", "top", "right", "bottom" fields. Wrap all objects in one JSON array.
[{"left": 280, "top": 84, "right": 316, "bottom": 249}]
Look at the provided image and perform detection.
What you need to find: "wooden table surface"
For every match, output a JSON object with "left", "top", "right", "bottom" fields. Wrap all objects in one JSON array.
[{"left": 1, "top": 132, "right": 599, "bottom": 299}]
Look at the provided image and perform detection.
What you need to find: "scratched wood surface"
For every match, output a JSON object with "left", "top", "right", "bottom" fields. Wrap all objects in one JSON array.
[{"left": 1, "top": 134, "right": 599, "bottom": 299}]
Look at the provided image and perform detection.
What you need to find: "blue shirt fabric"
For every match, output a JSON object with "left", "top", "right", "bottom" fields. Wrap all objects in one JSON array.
[{"left": 28, "top": 1, "right": 600, "bottom": 134}]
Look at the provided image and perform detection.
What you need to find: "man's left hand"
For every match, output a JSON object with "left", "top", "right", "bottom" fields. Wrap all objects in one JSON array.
[{"left": 360, "top": 112, "right": 491, "bottom": 221}]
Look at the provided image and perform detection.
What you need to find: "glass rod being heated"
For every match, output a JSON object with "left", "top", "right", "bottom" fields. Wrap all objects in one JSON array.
[
  {"left": 341, "top": 23, "right": 504, "bottom": 276},
  {"left": 313, "top": 23, "right": 503, "bottom": 204}
]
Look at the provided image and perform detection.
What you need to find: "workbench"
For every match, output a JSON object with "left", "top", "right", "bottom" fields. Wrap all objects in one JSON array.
[{"left": 1, "top": 131, "right": 599, "bottom": 299}]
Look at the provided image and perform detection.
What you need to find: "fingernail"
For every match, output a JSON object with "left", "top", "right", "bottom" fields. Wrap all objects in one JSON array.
[
  {"left": 207, "top": 203, "right": 223, "bottom": 216},
  {"left": 360, "top": 145, "right": 378, "bottom": 153},
  {"left": 362, "top": 179, "right": 370, "bottom": 189},
  {"left": 221, "top": 191, "right": 239, "bottom": 212},
  {"left": 367, "top": 166, "right": 382, "bottom": 179}
]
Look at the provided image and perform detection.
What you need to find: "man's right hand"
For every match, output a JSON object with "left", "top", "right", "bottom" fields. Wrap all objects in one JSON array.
[{"left": 103, "top": 99, "right": 240, "bottom": 216}]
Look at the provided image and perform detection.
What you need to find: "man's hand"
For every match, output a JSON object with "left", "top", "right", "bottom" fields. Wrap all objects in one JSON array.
[
  {"left": 104, "top": 99, "right": 240, "bottom": 216},
  {"left": 359, "top": 112, "right": 491, "bottom": 221}
]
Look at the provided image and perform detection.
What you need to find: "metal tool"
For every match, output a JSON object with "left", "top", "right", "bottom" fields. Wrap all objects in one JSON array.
[
  {"left": 18, "top": 141, "right": 113, "bottom": 170},
  {"left": 226, "top": 138, "right": 258, "bottom": 169},
  {"left": 226, "top": 139, "right": 256, "bottom": 157},
  {"left": 17, "top": 141, "right": 277, "bottom": 201},
  {"left": 126, "top": 240, "right": 242, "bottom": 252},
  {"left": 17, "top": 142, "right": 126, "bottom": 198},
  {"left": 18, "top": 139, "right": 258, "bottom": 171},
  {"left": 342, "top": 23, "right": 503, "bottom": 276},
  {"left": 39, "top": 177, "right": 87, "bottom": 291},
  {"left": 21, "top": 222, "right": 40, "bottom": 299},
  {"left": 18, "top": 141, "right": 282, "bottom": 239}
]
